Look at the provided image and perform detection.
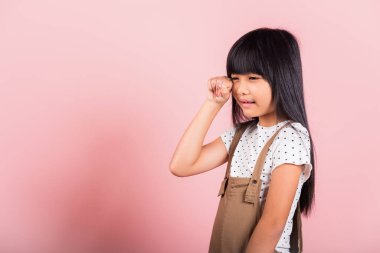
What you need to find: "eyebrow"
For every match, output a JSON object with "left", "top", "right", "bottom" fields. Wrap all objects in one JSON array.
[{"left": 231, "top": 73, "right": 261, "bottom": 77}]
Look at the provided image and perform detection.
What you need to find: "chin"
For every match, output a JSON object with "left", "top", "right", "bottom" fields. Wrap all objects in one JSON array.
[{"left": 243, "top": 111, "right": 258, "bottom": 118}]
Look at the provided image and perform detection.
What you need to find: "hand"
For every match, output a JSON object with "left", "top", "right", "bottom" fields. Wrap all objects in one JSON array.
[{"left": 206, "top": 76, "right": 233, "bottom": 104}]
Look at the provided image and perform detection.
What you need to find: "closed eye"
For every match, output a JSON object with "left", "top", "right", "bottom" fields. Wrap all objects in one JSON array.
[{"left": 231, "top": 77, "right": 259, "bottom": 80}]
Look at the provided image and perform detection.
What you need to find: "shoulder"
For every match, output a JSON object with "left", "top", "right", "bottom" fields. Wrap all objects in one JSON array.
[
  {"left": 220, "top": 126, "right": 237, "bottom": 152},
  {"left": 220, "top": 123, "right": 253, "bottom": 152},
  {"left": 270, "top": 121, "right": 313, "bottom": 181},
  {"left": 274, "top": 121, "right": 310, "bottom": 151},
  {"left": 282, "top": 121, "right": 309, "bottom": 138},
  {"left": 221, "top": 126, "right": 237, "bottom": 136},
  {"left": 220, "top": 126, "right": 237, "bottom": 144}
]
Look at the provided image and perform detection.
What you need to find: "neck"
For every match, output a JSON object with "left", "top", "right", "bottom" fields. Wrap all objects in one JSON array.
[{"left": 258, "top": 114, "right": 288, "bottom": 127}]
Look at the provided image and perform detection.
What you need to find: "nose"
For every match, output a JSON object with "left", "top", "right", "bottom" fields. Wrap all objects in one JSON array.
[{"left": 234, "top": 80, "right": 250, "bottom": 95}]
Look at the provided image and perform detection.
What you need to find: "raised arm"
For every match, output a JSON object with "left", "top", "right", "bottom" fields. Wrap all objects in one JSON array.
[{"left": 169, "top": 76, "right": 233, "bottom": 177}]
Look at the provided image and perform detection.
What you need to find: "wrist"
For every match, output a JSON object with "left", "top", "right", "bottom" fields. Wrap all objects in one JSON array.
[{"left": 205, "top": 98, "right": 225, "bottom": 108}]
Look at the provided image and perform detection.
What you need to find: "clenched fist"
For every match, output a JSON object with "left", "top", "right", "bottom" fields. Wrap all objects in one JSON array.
[{"left": 207, "top": 76, "right": 233, "bottom": 104}]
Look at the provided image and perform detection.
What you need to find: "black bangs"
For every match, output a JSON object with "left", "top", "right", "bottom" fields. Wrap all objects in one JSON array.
[
  {"left": 226, "top": 29, "right": 278, "bottom": 81},
  {"left": 226, "top": 35, "right": 266, "bottom": 78}
]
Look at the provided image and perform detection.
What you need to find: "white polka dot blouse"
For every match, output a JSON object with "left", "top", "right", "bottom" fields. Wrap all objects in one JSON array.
[{"left": 220, "top": 119, "right": 313, "bottom": 252}]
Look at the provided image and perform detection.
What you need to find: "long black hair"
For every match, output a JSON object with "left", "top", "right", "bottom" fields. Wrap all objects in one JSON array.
[{"left": 226, "top": 27, "right": 316, "bottom": 217}]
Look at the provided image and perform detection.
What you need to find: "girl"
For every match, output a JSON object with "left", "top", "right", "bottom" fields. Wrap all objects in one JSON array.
[{"left": 169, "top": 27, "right": 315, "bottom": 253}]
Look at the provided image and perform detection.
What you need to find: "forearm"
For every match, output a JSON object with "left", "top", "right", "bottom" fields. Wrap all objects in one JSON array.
[
  {"left": 245, "top": 218, "right": 283, "bottom": 253},
  {"left": 169, "top": 99, "right": 223, "bottom": 174}
]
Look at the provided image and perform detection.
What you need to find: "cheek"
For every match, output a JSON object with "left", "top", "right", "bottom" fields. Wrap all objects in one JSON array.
[
  {"left": 232, "top": 88, "right": 239, "bottom": 98},
  {"left": 259, "top": 85, "right": 273, "bottom": 103}
]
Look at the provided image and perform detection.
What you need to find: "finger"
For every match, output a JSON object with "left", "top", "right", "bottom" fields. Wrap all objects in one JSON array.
[
  {"left": 221, "top": 87, "right": 226, "bottom": 98},
  {"left": 213, "top": 78, "right": 218, "bottom": 87},
  {"left": 213, "top": 80, "right": 218, "bottom": 95},
  {"left": 221, "top": 85, "right": 227, "bottom": 97},
  {"left": 220, "top": 85, "right": 225, "bottom": 98}
]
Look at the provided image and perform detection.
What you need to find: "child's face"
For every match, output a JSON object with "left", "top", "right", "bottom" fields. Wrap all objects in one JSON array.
[{"left": 231, "top": 73, "right": 275, "bottom": 117}]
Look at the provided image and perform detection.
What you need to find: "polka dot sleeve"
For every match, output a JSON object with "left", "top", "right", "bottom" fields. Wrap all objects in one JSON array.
[
  {"left": 271, "top": 127, "right": 313, "bottom": 182},
  {"left": 220, "top": 127, "right": 236, "bottom": 154}
]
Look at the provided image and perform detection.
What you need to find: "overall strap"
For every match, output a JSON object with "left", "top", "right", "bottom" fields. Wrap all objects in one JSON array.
[
  {"left": 225, "top": 124, "right": 250, "bottom": 179},
  {"left": 244, "top": 121, "right": 292, "bottom": 204},
  {"left": 217, "top": 123, "right": 249, "bottom": 197}
]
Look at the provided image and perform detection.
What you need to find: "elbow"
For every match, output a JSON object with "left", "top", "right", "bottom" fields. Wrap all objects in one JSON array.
[
  {"left": 169, "top": 167, "right": 182, "bottom": 177},
  {"left": 169, "top": 156, "right": 195, "bottom": 177},
  {"left": 169, "top": 163, "right": 186, "bottom": 177}
]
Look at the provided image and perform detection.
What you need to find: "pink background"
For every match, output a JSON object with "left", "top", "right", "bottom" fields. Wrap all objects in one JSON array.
[{"left": 1, "top": 0, "right": 379, "bottom": 252}]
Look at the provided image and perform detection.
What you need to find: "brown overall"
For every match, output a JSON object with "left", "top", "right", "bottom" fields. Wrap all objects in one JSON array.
[{"left": 208, "top": 121, "right": 303, "bottom": 253}]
